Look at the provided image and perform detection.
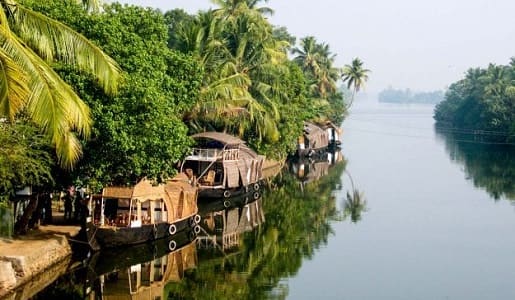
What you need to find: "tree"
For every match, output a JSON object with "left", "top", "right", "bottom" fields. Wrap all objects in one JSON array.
[
  {"left": 292, "top": 36, "right": 343, "bottom": 125},
  {"left": 0, "top": 121, "right": 53, "bottom": 201},
  {"left": 434, "top": 59, "right": 515, "bottom": 141},
  {"left": 0, "top": 0, "right": 121, "bottom": 168},
  {"left": 341, "top": 57, "right": 370, "bottom": 109}
]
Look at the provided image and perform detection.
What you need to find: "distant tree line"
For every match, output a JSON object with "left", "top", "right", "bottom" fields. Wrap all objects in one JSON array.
[
  {"left": 434, "top": 59, "right": 515, "bottom": 142},
  {"left": 378, "top": 87, "right": 444, "bottom": 104}
]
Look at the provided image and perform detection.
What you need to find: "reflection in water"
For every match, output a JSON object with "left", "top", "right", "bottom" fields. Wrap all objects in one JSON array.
[
  {"left": 436, "top": 128, "right": 515, "bottom": 201},
  {"left": 34, "top": 232, "right": 197, "bottom": 299},
  {"left": 290, "top": 149, "right": 345, "bottom": 191},
  {"left": 197, "top": 196, "right": 265, "bottom": 251},
  {"left": 344, "top": 189, "right": 367, "bottom": 223},
  {"left": 341, "top": 170, "right": 368, "bottom": 223},
  {"left": 164, "top": 151, "right": 347, "bottom": 299},
  {"left": 33, "top": 149, "right": 351, "bottom": 299}
]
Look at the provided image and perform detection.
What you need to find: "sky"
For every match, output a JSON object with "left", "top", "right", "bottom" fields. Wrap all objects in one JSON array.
[{"left": 115, "top": 0, "right": 515, "bottom": 94}]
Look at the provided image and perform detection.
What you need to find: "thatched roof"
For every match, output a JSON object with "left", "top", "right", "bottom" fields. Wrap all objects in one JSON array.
[
  {"left": 317, "top": 121, "right": 343, "bottom": 134},
  {"left": 102, "top": 179, "right": 164, "bottom": 201},
  {"left": 303, "top": 122, "right": 325, "bottom": 135},
  {"left": 191, "top": 132, "right": 245, "bottom": 146}
]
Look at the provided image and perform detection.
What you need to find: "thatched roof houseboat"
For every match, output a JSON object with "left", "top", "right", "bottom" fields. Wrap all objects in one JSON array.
[
  {"left": 297, "top": 122, "right": 330, "bottom": 157},
  {"left": 84, "top": 174, "right": 201, "bottom": 249},
  {"left": 181, "top": 132, "right": 265, "bottom": 199},
  {"left": 318, "top": 121, "right": 342, "bottom": 147}
]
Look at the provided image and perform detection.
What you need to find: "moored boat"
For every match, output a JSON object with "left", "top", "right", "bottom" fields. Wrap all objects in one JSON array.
[
  {"left": 297, "top": 122, "right": 330, "bottom": 157},
  {"left": 180, "top": 132, "right": 265, "bottom": 200},
  {"left": 83, "top": 174, "right": 201, "bottom": 249}
]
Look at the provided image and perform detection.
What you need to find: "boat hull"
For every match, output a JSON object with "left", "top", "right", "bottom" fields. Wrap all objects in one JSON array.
[
  {"left": 85, "top": 217, "right": 201, "bottom": 249},
  {"left": 198, "top": 181, "right": 261, "bottom": 201}
]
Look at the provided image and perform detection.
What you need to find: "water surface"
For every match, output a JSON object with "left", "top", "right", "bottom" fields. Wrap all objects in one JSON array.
[
  {"left": 31, "top": 101, "right": 515, "bottom": 300},
  {"left": 285, "top": 100, "right": 515, "bottom": 299}
]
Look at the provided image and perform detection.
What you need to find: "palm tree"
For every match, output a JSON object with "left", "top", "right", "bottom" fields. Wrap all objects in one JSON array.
[
  {"left": 341, "top": 57, "right": 370, "bottom": 109},
  {"left": 211, "top": 0, "right": 274, "bottom": 18},
  {"left": 0, "top": 0, "right": 121, "bottom": 168},
  {"left": 292, "top": 36, "right": 339, "bottom": 99}
]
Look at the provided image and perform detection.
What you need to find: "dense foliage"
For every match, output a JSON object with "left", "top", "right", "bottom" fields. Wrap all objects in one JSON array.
[
  {"left": 14, "top": 0, "right": 352, "bottom": 190},
  {"left": 1, "top": 0, "right": 121, "bottom": 168},
  {"left": 0, "top": 121, "right": 53, "bottom": 201},
  {"left": 434, "top": 59, "right": 515, "bottom": 141},
  {"left": 167, "top": 2, "right": 347, "bottom": 157},
  {"left": 24, "top": 1, "right": 203, "bottom": 187},
  {"left": 379, "top": 87, "right": 444, "bottom": 104}
]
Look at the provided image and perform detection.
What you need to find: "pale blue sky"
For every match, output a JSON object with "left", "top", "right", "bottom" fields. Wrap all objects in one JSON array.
[{"left": 115, "top": 0, "right": 515, "bottom": 94}]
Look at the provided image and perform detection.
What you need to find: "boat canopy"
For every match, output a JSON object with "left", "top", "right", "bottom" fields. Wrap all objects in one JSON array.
[
  {"left": 102, "top": 179, "right": 164, "bottom": 202},
  {"left": 191, "top": 132, "right": 246, "bottom": 146}
]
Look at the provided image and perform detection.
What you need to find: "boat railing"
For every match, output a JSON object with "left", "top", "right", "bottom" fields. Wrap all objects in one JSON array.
[{"left": 189, "top": 148, "right": 239, "bottom": 161}]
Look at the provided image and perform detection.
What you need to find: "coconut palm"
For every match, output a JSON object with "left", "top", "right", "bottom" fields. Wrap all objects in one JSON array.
[
  {"left": 211, "top": 0, "right": 274, "bottom": 18},
  {"left": 0, "top": 0, "right": 121, "bottom": 168},
  {"left": 292, "top": 36, "right": 339, "bottom": 99},
  {"left": 341, "top": 57, "right": 370, "bottom": 109}
]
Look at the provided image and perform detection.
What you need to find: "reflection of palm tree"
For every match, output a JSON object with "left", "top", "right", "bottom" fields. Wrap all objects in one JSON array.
[
  {"left": 343, "top": 170, "right": 367, "bottom": 223},
  {"left": 344, "top": 189, "right": 367, "bottom": 223}
]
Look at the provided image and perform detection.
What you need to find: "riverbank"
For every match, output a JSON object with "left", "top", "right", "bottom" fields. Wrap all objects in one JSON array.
[{"left": 0, "top": 225, "right": 80, "bottom": 298}]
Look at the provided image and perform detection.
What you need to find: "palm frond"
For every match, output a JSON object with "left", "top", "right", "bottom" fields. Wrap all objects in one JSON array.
[
  {"left": 10, "top": 4, "right": 121, "bottom": 95},
  {"left": 1, "top": 29, "right": 91, "bottom": 168},
  {"left": 0, "top": 48, "right": 29, "bottom": 119}
]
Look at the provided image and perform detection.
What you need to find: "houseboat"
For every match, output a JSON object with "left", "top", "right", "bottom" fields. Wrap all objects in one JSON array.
[
  {"left": 318, "top": 121, "right": 342, "bottom": 148},
  {"left": 83, "top": 174, "right": 201, "bottom": 249},
  {"left": 297, "top": 122, "right": 330, "bottom": 157},
  {"left": 180, "top": 132, "right": 265, "bottom": 199}
]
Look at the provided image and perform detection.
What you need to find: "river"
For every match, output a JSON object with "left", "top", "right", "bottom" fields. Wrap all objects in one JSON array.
[
  {"left": 31, "top": 100, "right": 515, "bottom": 299},
  {"left": 285, "top": 100, "right": 515, "bottom": 299}
]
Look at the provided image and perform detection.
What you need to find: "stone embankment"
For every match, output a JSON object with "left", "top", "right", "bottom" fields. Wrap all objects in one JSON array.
[{"left": 0, "top": 225, "right": 80, "bottom": 299}]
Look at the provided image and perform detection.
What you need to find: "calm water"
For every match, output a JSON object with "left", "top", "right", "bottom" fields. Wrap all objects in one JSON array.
[
  {"left": 31, "top": 101, "right": 515, "bottom": 299},
  {"left": 286, "top": 100, "right": 515, "bottom": 299}
]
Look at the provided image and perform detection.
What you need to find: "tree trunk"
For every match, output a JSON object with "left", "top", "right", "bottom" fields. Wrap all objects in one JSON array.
[{"left": 14, "top": 194, "right": 39, "bottom": 235}]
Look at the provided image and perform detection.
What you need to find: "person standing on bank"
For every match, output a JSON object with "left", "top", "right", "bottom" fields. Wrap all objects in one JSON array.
[{"left": 64, "top": 190, "right": 73, "bottom": 221}]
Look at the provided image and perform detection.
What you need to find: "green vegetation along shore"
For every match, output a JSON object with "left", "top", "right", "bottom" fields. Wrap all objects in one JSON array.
[
  {"left": 379, "top": 87, "right": 444, "bottom": 104},
  {"left": 0, "top": 0, "right": 369, "bottom": 235},
  {"left": 434, "top": 59, "right": 515, "bottom": 142}
]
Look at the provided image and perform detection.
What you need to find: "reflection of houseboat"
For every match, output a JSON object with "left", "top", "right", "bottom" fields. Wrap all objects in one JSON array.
[
  {"left": 197, "top": 189, "right": 261, "bottom": 214},
  {"left": 85, "top": 238, "right": 197, "bottom": 300},
  {"left": 197, "top": 197, "right": 264, "bottom": 251},
  {"left": 290, "top": 149, "right": 344, "bottom": 189},
  {"left": 84, "top": 174, "right": 201, "bottom": 249},
  {"left": 181, "top": 132, "right": 265, "bottom": 199}
]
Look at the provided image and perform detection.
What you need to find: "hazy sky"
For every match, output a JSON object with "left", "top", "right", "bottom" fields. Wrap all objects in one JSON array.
[{"left": 116, "top": 0, "right": 515, "bottom": 93}]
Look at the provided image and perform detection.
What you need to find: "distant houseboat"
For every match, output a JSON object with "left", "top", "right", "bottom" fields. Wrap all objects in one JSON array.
[
  {"left": 83, "top": 174, "right": 201, "bottom": 249},
  {"left": 297, "top": 122, "right": 329, "bottom": 157},
  {"left": 318, "top": 121, "right": 342, "bottom": 148},
  {"left": 180, "top": 132, "right": 265, "bottom": 199}
]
